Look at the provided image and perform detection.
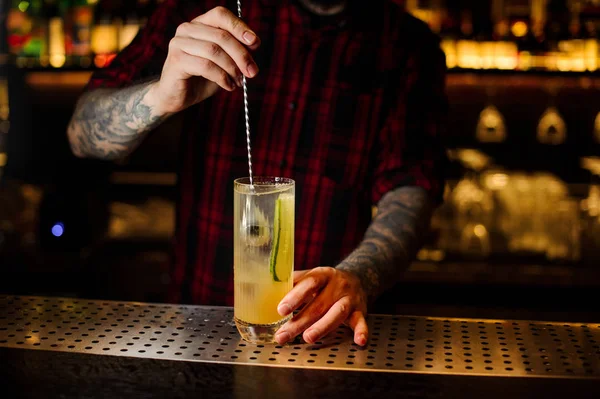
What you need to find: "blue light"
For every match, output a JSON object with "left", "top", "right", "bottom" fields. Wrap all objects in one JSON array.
[{"left": 51, "top": 223, "right": 64, "bottom": 238}]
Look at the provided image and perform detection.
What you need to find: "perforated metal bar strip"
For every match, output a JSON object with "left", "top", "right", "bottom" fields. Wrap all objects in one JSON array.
[{"left": 1, "top": 295, "right": 599, "bottom": 378}]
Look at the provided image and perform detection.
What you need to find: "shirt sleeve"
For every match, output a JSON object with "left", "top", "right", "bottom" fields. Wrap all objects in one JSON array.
[
  {"left": 85, "top": 0, "right": 187, "bottom": 91},
  {"left": 370, "top": 25, "right": 449, "bottom": 206}
]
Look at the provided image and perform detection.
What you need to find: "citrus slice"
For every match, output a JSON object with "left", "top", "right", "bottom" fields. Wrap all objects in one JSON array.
[{"left": 269, "top": 193, "right": 294, "bottom": 282}]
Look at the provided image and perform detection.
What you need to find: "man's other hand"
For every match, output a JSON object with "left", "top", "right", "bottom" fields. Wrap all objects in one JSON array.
[{"left": 275, "top": 267, "right": 369, "bottom": 346}]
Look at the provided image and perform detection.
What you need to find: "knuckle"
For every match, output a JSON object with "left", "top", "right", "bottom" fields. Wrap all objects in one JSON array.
[
  {"left": 230, "top": 18, "right": 241, "bottom": 31},
  {"left": 241, "top": 51, "right": 253, "bottom": 66},
  {"left": 340, "top": 280, "right": 352, "bottom": 292},
  {"left": 168, "top": 37, "right": 181, "bottom": 51},
  {"left": 207, "top": 42, "right": 221, "bottom": 57},
  {"left": 197, "top": 58, "right": 211, "bottom": 70},
  {"left": 219, "top": 70, "right": 230, "bottom": 84},
  {"left": 176, "top": 22, "right": 190, "bottom": 36},
  {"left": 307, "top": 276, "right": 321, "bottom": 291},
  {"left": 216, "top": 29, "right": 231, "bottom": 43},
  {"left": 214, "top": 6, "right": 228, "bottom": 17},
  {"left": 339, "top": 296, "right": 351, "bottom": 311}
]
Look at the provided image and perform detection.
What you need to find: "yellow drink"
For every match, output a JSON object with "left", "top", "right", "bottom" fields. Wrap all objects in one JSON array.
[{"left": 233, "top": 177, "right": 294, "bottom": 343}]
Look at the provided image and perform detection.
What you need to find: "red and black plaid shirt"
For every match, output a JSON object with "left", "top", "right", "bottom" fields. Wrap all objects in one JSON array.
[{"left": 87, "top": 0, "right": 448, "bottom": 306}]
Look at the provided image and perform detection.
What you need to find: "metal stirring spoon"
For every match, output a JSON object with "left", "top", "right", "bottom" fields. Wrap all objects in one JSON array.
[
  {"left": 237, "top": 0, "right": 254, "bottom": 187},
  {"left": 237, "top": 0, "right": 256, "bottom": 240}
]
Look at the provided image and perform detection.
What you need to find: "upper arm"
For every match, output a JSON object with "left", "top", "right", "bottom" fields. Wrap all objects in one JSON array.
[{"left": 370, "top": 20, "right": 449, "bottom": 207}]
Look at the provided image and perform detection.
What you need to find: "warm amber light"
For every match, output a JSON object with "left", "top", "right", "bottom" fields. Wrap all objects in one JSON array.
[
  {"left": 49, "top": 18, "right": 66, "bottom": 68},
  {"left": 0, "top": 79, "right": 8, "bottom": 121},
  {"left": 584, "top": 39, "right": 598, "bottom": 71},
  {"left": 473, "top": 224, "right": 487, "bottom": 238},
  {"left": 511, "top": 21, "right": 528, "bottom": 38},
  {"left": 485, "top": 173, "right": 509, "bottom": 190},
  {"left": 440, "top": 39, "right": 457, "bottom": 69},
  {"left": 0, "top": 153, "right": 7, "bottom": 167},
  {"left": 91, "top": 24, "right": 118, "bottom": 55},
  {"left": 479, "top": 42, "right": 495, "bottom": 69},
  {"left": 50, "top": 55, "right": 66, "bottom": 68},
  {"left": 457, "top": 40, "right": 481, "bottom": 69},
  {"left": 494, "top": 41, "right": 518, "bottom": 70},
  {"left": 119, "top": 24, "right": 140, "bottom": 51},
  {"left": 518, "top": 51, "right": 532, "bottom": 70}
]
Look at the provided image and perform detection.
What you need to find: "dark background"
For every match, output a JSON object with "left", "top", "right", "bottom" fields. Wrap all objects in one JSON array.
[{"left": 1, "top": 0, "right": 599, "bottom": 320}]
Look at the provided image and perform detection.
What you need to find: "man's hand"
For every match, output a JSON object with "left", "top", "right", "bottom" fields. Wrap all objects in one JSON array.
[
  {"left": 274, "top": 267, "right": 369, "bottom": 347},
  {"left": 150, "top": 6, "right": 261, "bottom": 114}
]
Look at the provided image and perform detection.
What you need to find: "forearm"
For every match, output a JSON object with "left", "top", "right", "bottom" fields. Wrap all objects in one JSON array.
[
  {"left": 67, "top": 80, "right": 170, "bottom": 160},
  {"left": 337, "top": 186, "right": 433, "bottom": 304}
]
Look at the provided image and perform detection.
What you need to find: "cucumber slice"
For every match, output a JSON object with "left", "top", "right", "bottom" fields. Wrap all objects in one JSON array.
[{"left": 269, "top": 194, "right": 294, "bottom": 282}]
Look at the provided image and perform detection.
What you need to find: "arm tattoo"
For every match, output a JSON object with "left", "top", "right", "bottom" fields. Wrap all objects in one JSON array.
[
  {"left": 67, "top": 80, "right": 167, "bottom": 160},
  {"left": 337, "top": 186, "right": 433, "bottom": 304}
]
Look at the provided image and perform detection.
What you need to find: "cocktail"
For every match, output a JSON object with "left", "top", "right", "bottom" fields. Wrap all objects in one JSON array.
[{"left": 233, "top": 177, "right": 295, "bottom": 343}]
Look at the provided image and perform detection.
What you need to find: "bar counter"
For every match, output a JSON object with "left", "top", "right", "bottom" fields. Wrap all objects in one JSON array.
[{"left": 1, "top": 295, "right": 599, "bottom": 398}]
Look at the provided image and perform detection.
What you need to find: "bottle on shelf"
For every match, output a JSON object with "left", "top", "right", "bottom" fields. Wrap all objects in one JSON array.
[
  {"left": 7, "top": 0, "right": 47, "bottom": 67},
  {"left": 544, "top": 0, "right": 570, "bottom": 70},
  {"left": 60, "top": 0, "right": 74, "bottom": 66},
  {"left": 91, "top": 0, "right": 118, "bottom": 68},
  {"left": 580, "top": 1, "right": 599, "bottom": 71},
  {"left": 45, "top": 0, "right": 66, "bottom": 68},
  {"left": 438, "top": 0, "right": 461, "bottom": 68},
  {"left": 456, "top": 1, "right": 485, "bottom": 69},
  {"left": 71, "top": 0, "right": 94, "bottom": 67},
  {"left": 405, "top": 0, "right": 444, "bottom": 34},
  {"left": 118, "top": 2, "right": 141, "bottom": 51},
  {"left": 0, "top": 0, "right": 8, "bottom": 181}
]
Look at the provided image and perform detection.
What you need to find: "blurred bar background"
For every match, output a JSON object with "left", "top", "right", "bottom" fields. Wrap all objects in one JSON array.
[{"left": 0, "top": 0, "right": 599, "bottom": 315}]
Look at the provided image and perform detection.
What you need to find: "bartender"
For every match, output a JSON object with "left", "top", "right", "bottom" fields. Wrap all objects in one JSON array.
[{"left": 66, "top": 0, "right": 447, "bottom": 347}]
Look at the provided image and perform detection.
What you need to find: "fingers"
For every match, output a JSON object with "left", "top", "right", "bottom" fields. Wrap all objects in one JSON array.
[
  {"left": 175, "top": 22, "right": 258, "bottom": 79},
  {"left": 275, "top": 289, "right": 331, "bottom": 345},
  {"left": 347, "top": 310, "right": 369, "bottom": 346},
  {"left": 171, "top": 50, "right": 236, "bottom": 91},
  {"left": 302, "top": 297, "right": 352, "bottom": 344},
  {"left": 169, "top": 37, "right": 242, "bottom": 87},
  {"left": 277, "top": 268, "right": 331, "bottom": 317},
  {"left": 194, "top": 6, "right": 261, "bottom": 49},
  {"left": 293, "top": 270, "right": 310, "bottom": 283}
]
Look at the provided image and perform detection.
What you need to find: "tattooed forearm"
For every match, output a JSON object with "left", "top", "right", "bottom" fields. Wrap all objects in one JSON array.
[
  {"left": 337, "top": 186, "right": 433, "bottom": 304},
  {"left": 67, "top": 80, "right": 168, "bottom": 160}
]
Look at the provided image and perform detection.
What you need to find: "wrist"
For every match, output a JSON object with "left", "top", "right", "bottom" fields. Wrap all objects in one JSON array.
[
  {"left": 145, "top": 80, "right": 174, "bottom": 117},
  {"left": 336, "top": 262, "right": 377, "bottom": 305}
]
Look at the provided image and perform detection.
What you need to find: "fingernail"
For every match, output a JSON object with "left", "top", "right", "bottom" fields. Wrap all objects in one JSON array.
[
  {"left": 359, "top": 333, "right": 367, "bottom": 346},
  {"left": 305, "top": 329, "right": 317, "bottom": 343},
  {"left": 236, "top": 75, "right": 244, "bottom": 88},
  {"left": 243, "top": 31, "right": 257, "bottom": 44},
  {"left": 277, "top": 303, "right": 292, "bottom": 316},
  {"left": 275, "top": 331, "right": 290, "bottom": 344},
  {"left": 247, "top": 63, "right": 258, "bottom": 78}
]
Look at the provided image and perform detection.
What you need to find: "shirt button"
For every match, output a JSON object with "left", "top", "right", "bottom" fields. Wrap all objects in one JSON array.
[{"left": 288, "top": 102, "right": 296, "bottom": 110}]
